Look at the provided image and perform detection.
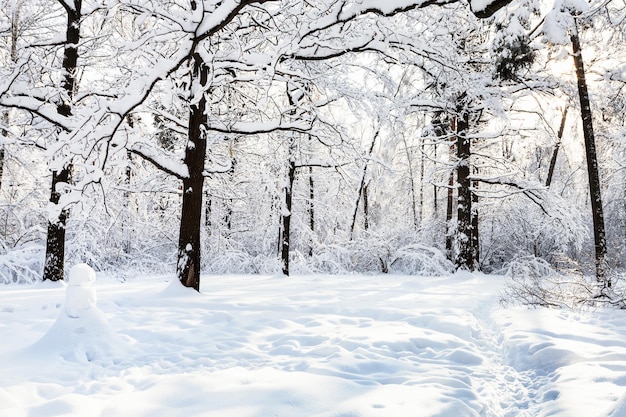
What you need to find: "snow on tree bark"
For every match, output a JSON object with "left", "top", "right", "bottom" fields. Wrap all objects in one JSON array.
[
  {"left": 280, "top": 138, "right": 296, "bottom": 276},
  {"left": 455, "top": 105, "right": 477, "bottom": 271},
  {"left": 177, "top": 53, "right": 208, "bottom": 291},
  {"left": 43, "top": 0, "right": 81, "bottom": 282}
]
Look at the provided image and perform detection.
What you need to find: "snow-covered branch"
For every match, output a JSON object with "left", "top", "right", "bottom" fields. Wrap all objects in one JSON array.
[
  {"left": 0, "top": 95, "right": 73, "bottom": 132},
  {"left": 206, "top": 119, "right": 313, "bottom": 135},
  {"left": 195, "top": 0, "right": 277, "bottom": 41},
  {"left": 129, "top": 141, "right": 189, "bottom": 179}
]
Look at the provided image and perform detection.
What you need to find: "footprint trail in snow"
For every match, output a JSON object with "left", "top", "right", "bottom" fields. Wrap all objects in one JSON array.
[{"left": 0, "top": 272, "right": 625, "bottom": 417}]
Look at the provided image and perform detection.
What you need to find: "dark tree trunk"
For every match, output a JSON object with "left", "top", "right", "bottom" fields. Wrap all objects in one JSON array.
[
  {"left": 445, "top": 170, "right": 454, "bottom": 260},
  {"left": 445, "top": 120, "right": 455, "bottom": 261},
  {"left": 350, "top": 172, "right": 366, "bottom": 237},
  {"left": 204, "top": 192, "right": 212, "bottom": 228},
  {"left": 177, "top": 53, "right": 208, "bottom": 291},
  {"left": 546, "top": 106, "right": 568, "bottom": 188},
  {"left": 0, "top": 113, "right": 7, "bottom": 193},
  {"left": 123, "top": 116, "right": 135, "bottom": 254},
  {"left": 471, "top": 175, "right": 479, "bottom": 266},
  {"left": 44, "top": 168, "right": 72, "bottom": 281},
  {"left": 43, "top": 0, "right": 81, "bottom": 281},
  {"left": 308, "top": 165, "right": 314, "bottom": 257},
  {"left": 57, "top": 1, "right": 80, "bottom": 118},
  {"left": 455, "top": 110, "right": 476, "bottom": 271},
  {"left": 223, "top": 147, "right": 236, "bottom": 231},
  {"left": 123, "top": 150, "right": 133, "bottom": 254},
  {"left": 280, "top": 139, "right": 296, "bottom": 276},
  {"left": 363, "top": 183, "right": 370, "bottom": 230},
  {"left": 433, "top": 143, "right": 438, "bottom": 215},
  {"left": 571, "top": 23, "right": 608, "bottom": 285},
  {"left": 417, "top": 139, "right": 424, "bottom": 227},
  {"left": 350, "top": 129, "right": 379, "bottom": 237}
]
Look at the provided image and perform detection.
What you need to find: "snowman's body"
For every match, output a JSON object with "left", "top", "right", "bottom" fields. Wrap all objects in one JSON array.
[{"left": 65, "top": 263, "right": 97, "bottom": 318}]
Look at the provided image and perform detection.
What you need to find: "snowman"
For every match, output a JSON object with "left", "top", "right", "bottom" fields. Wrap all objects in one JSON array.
[{"left": 65, "top": 263, "right": 97, "bottom": 318}]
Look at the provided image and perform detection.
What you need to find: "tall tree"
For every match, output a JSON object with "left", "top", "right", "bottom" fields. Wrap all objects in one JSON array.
[
  {"left": 0, "top": 0, "right": 22, "bottom": 193},
  {"left": 454, "top": 99, "right": 476, "bottom": 270},
  {"left": 570, "top": 14, "right": 608, "bottom": 285},
  {"left": 177, "top": 53, "right": 209, "bottom": 290},
  {"left": 42, "top": 0, "right": 82, "bottom": 281},
  {"left": 542, "top": 0, "right": 609, "bottom": 283}
]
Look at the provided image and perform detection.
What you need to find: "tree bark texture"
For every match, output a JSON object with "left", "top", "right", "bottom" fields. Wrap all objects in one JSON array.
[
  {"left": 177, "top": 53, "right": 208, "bottom": 291},
  {"left": 223, "top": 154, "right": 235, "bottom": 231},
  {"left": 43, "top": 0, "right": 81, "bottom": 281},
  {"left": 0, "top": 3, "right": 19, "bottom": 194},
  {"left": 308, "top": 165, "right": 314, "bottom": 257},
  {"left": 402, "top": 134, "right": 419, "bottom": 228},
  {"left": 417, "top": 139, "right": 424, "bottom": 227},
  {"left": 433, "top": 143, "right": 438, "bottom": 215},
  {"left": 363, "top": 183, "right": 370, "bottom": 230},
  {"left": 280, "top": 141, "right": 296, "bottom": 276},
  {"left": 471, "top": 174, "right": 479, "bottom": 265},
  {"left": 445, "top": 137, "right": 454, "bottom": 261},
  {"left": 455, "top": 110, "right": 477, "bottom": 271},
  {"left": 350, "top": 129, "right": 379, "bottom": 237},
  {"left": 204, "top": 192, "right": 212, "bottom": 228},
  {"left": 279, "top": 80, "right": 309, "bottom": 276},
  {"left": 545, "top": 106, "right": 568, "bottom": 188},
  {"left": 0, "top": 113, "right": 7, "bottom": 193},
  {"left": 44, "top": 168, "right": 71, "bottom": 281},
  {"left": 571, "top": 23, "right": 608, "bottom": 285}
]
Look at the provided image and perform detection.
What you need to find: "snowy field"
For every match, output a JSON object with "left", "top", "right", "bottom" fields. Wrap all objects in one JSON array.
[{"left": 1, "top": 270, "right": 626, "bottom": 417}]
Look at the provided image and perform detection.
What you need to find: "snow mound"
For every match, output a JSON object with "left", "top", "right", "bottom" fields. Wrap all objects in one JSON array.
[
  {"left": 25, "top": 264, "right": 128, "bottom": 362},
  {"left": 159, "top": 278, "right": 202, "bottom": 297},
  {"left": 28, "top": 307, "right": 127, "bottom": 363}
]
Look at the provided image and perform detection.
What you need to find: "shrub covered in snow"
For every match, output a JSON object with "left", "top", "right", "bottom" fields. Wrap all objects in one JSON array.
[
  {"left": 303, "top": 233, "right": 453, "bottom": 276},
  {"left": 0, "top": 244, "right": 44, "bottom": 284},
  {"left": 500, "top": 256, "right": 626, "bottom": 309}
]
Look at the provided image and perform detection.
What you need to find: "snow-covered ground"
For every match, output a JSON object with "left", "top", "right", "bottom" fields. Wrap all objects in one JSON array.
[{"left": 1, "top": 270, "right": 626, "bottom": 417}]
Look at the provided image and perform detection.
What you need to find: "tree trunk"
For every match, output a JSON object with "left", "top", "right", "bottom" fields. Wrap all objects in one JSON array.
[
  {"left": 350, "top": 128, "right": 379, "bottom": 237},
  {"left": 123, "top": 150, "right": 133, "bottom": 254},
  {"left": 43, "top": 0, "right": 81, "bottom": 281},
  {"left": 280, "top": 138, "right": 296, "bottom": 276},
  {"left": 223, "top": 145, "right": 235, "bottom": 231},
  {"left": 546, "top": 106, "right": 568, "bottom": 188},
  {"left": 571, "top": 21, "right": 608, "bottom": 285},
  {"left": 0, "top": 113, "right": 7, "bottom": 193},
  {"left": 471, "top": 174, "right": 479, "bottom": 266},
  {"left": 308, "top": 165, "right": 314, "bottom": 257},
  {"left": 445, "top": 119, "right": 455, "bottom": 261},
  {"left": 44, "top": 168, "right": 72, "bottom": 281},
  {"left": 0, "top": 3, "right": 19, "bottom": 194},
  {"left": 433, "top": 142, "right": 438, "bottom": 215},
  {"left": 204, "top": 192, "right": 212, "bottom": 228},
  {"left": 402, "top": 134, "right": 419, "bottom": 228},
  {"left": 455, "top": 110, "right": 476, "bottom": 271},
  {"left": 417, "top": 139, "right": 424, "bottom": 227},
  {"left": 177, "top": 53, "right": 208, "bottom": 291},
  {"left": 363, "top": 183, "right": 370, "bottom": 230},
  {"left": 10, "top": 2, "right": 19, "bottom": 61}
]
